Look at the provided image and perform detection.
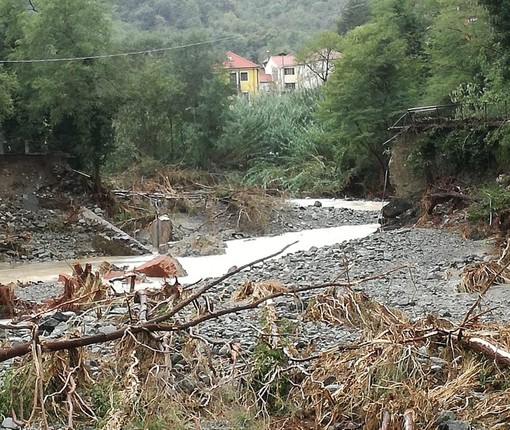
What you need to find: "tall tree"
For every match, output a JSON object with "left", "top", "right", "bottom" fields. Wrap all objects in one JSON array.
[
  {"left": 424, "top": 0, "right": 492, "bottom": 103},
  {"left": 0, "top": 0, "right": 26, "bottom": 149},
  {"left": 113, "top": 55, "right": 185, "bottom": 167},
  {"left": 0, "top": 68, "right": 15, "bottom": 125},
  {"left": 319, "top": 0, "right": 423, "bottom": 190},
  {"left": 13, "top": 0, "right": 122, "bottom": 182},
  {"left": 112, "top": 36, "right": 234, "bottom": 170},
  {"left": 168, "top": 39, "right": 234, "bottom": 167},
  {"left": 479, "top": 0, "right": 510, "bottom": 54}
]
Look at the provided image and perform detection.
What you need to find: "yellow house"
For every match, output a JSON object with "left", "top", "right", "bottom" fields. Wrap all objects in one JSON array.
[{"left": 224, "top": 51, "right": 259, "bottom": 98}]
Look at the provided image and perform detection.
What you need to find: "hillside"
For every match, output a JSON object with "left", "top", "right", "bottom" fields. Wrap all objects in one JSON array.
[{"left": 111, "top": 0, "right": 347, "bottom": 60}]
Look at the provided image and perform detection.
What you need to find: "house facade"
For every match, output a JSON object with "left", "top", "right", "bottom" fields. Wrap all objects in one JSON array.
[
  {"left": 223, "top": 50, "right": 340, "bottom": 97},
  {"left": 263, "top": 51, "right": 341, "bottom": 92},
  {"left": 264, "top": 54, "right": 298, "bottom": 92},
  {"left": 223, "top": 51, "right": 260, "bottom": 98}
]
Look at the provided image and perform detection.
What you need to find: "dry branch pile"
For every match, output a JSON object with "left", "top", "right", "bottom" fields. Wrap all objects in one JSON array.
[
  {"left": 1, "top": 247, "right": 510, "bottom": 429},
  {"left": 110, "top": 166, "right": 285, "bottom": 238}
]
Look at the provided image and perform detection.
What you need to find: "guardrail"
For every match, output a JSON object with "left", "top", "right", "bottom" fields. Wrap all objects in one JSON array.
[{"left": 389, "top": 102, "right": 510, "bottom": 131}]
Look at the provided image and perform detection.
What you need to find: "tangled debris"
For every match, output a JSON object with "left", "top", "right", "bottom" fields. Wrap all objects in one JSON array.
[{"left": 1, "top": 246, "right": 510, "bottom": 430}]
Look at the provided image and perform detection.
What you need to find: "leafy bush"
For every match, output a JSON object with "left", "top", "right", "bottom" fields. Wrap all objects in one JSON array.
[
  {"left": 218, "top": 90, "right": 341, "bottom": 194},
  {"left": 408, "top": 126, "right": 496, "bottom": 178},
  {"left": 468, "top": 183, "right": 510, "bottom": 223}
]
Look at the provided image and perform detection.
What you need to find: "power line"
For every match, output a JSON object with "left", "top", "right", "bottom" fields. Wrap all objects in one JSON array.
[{"left": 0, "top": 32, "right": 259, "bottom": 64}]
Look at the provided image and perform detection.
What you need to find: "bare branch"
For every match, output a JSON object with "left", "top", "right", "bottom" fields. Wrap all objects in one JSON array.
[{"left": 27, "top": 0, "right": 37, "bottom": 12}]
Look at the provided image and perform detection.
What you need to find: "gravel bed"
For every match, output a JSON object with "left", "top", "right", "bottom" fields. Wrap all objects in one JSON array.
[
  {"left": 1, "top": 204, "right": 502, "bottom": 430},
  {"left": 263, "top": 203, "right": 381, "bottom": 235},
  {"left": 194, "top": 227, "right": 498, "bottom": 354}
]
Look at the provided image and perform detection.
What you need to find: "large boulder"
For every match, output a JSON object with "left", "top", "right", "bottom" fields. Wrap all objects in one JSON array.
[{"left": 381, "top": 196, "right": 420, "bottom": 229}]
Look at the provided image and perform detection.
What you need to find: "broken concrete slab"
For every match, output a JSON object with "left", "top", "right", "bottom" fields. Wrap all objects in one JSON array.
[{"left": 135, "top": 255, "right": 187, "bottom": 278}]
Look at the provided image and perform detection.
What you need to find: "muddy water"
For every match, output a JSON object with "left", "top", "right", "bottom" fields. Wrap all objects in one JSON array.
[
  {"left": 290, "top": 198, "right": 385, "bottom": 211},
  {"left": 0, "top": 224, "right": 380, "bottom": 285},
  {"left": 0, "top": 199, "right": 383, "bottom": 286}
]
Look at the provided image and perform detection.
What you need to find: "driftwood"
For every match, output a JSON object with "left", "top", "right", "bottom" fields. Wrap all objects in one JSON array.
[
  {"left": 3, "top": 242, "right": 510, "bottom": 429},
  {"left": 464, "top": 336, "right": 510, "bottom": 366},
  {"left": 2, "top": 257, "right": 510, "bottom": 370},
  {"left": 403, "top": 409, "right": 415, "bottom": 430},
  {"left": 0, "top": 242, "right": 297, "bottom": 362},
  {"left": 424, "top": 191, "right": 474, "bottom": 215},
  {"left": 380, "top": 410, "right": 391, "bottom": 430}
]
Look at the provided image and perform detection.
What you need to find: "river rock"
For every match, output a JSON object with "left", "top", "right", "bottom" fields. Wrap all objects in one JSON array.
[
  {"left": 438, "top": 420, "right": 472, "bottom": 430},
  {"left": 1, "top": 417, "right": 19, "bottom": 429}
]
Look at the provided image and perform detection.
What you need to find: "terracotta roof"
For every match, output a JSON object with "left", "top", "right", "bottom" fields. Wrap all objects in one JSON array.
[
  {"left": 270, "top": 54, "right": 295, "bottom": 67},
  {"left": 224, "top": 51, "right": 259, "bottom": 69}
]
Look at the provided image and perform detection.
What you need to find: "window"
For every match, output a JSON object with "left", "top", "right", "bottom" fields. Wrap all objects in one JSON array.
[
  {"left": 229, "top": 73, "right": 238, "bottom": 85},
  {"left": 285, "top": 83, "right": 296, "bottom": 90},
  {"left": 240, "top": 72, "right": 248, "bottom": 81},
  {"left": 284, "top": 67, "right": 295, "bottom": 75}
]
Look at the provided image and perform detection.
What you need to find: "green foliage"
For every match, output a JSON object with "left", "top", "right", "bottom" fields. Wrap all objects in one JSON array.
[
  {"left": 408, "top": 126, "right": 495, "bottom": 177},
  {"left": 424, "top": 0, "right": 493, "bottom": 103},
  {"left": 86, "top": 380, "right": 116, "bottom": 422},
  {"left": 0, "top": 67, "right": 15, "bottom": 123},
  {"left": 108, "top": 34, "right": 233, "bottom": 171},
  {"left": 468, "top": 183, "right": 510, "bottom": 223},
  {"left": 479, "top": 0, "right": 510, "bottom": 74},
  {"left": 246, "top": 310, "right": 295, "bottom": 414},
  {"left": 487, "top": 123, "right": 510, "bottom": 168},
  {"left": 229, "top": 410, "right": 260, "bottom": 430},
  {"left": 219, "top": 90, "right": 339, "bottom": 194},
  {"left": 111, "top": 0, "right": 346, "bottom": 58},
  {"left": 319, "top": 0, "right": 424, "bottom": 191},
  {"left": 4, "top": 0, "right": 121, "bottom": 176},
  {"left": 437, "top": 126, "right": 494, "bottom": 172},
  {"left": 0, "top": 366, "right": 35, "bottom": 418},
  {"left": 4, "top": 0, "right": 510, "bottom": 194},
  {"left": 250, "top": 341, "right": 291, "bottom": 414}
]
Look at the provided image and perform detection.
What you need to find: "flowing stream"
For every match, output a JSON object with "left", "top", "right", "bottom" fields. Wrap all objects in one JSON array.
[{"left": 0, "top": 199, "right": 383, "bottom": 285}]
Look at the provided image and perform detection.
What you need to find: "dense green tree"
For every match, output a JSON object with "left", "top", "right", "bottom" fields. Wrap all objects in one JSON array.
[
  {"left": 424, "top": 0, "right": 492, "bottom": 103},
  {"left": 0, "top": 0, "right": 24, "bottom": 125},
  {"left": 111, "top": 37, "right": 234, "bottom": 171},
  {"left": 0, "top": 0, "right": 28, "bottom": 60},
  {"left": 112, "top": 56, "right": 185, "bottom": 168},
  {"left": 479, "top": 0, "right": 510, "bottom": 54},
  {"left": 319, "top": 0, "right": 423, "bottom": 190},
  {"left": 12, "top": 0, "right": 123, "bottom": 180},
  {"left": 0, "top": 0, "right": 28, "bottom": 149},
  {"left": 0, "top": 68, "right": 15, "bottom": 124},
  {"left": 167, "top": 40, "right": 234, "bottom": 167},
  {"left": 111, "top": 0, "right": 346, "bottom": 59}
]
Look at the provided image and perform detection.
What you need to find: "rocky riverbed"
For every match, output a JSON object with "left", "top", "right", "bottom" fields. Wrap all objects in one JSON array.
[
  {"left": 197, "top": 226, "right": 497, "bottom": 354},
  {"left": 0, "top": 200, "right": 501, "bottom": 430}
]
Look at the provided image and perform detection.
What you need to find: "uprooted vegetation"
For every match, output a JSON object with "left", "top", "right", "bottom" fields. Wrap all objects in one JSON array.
[
  {"left": 2, "top": 245, "right": 510, "bottom": 429},
  {"left": 108, "top": 166, "right": 286, "bottom": 237}
]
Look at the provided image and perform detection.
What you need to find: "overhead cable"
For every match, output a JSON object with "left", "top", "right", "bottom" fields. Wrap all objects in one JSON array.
[{"left": 0, "top": 33, "right": 258, "bottom": 64}]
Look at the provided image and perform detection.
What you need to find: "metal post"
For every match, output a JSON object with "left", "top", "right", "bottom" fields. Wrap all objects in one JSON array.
[{"left": 281, "top": 54, "right": 285, "bottom": 93}]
